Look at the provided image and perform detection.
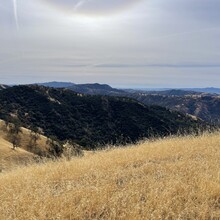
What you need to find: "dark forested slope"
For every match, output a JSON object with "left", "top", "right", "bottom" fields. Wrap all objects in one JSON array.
[{"left": 0, "top": 85, "right": 208, "bottom": 149}]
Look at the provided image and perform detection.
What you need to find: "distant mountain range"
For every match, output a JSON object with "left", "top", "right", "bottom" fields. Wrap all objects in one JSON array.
[
  {"left": 136, "top": 87, "right": 220, "bottom": 95},
  {"left": 0, "top": 85, "right": 208, "bottom": 150},
  {"left": 184, "top": 87, "right": 220, "bottom": 94},
  {"left": 36, "top": 81, "right": 220, "bottom": 94},
  {"left": 35, "top": 82, "right": 126, "bottom": 96},
  {"left": 141, "top": 89, "right": 201, "bottom": 97},
  {"left": 2, "top": 81, "right": 220, "bottom": 125}
]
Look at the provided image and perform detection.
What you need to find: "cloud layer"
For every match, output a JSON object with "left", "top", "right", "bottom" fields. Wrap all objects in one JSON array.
[
  {"left": 0, "top": 0, "right": 220, "bottom": 87},
  {"left": 43, "top": 0, "right": 142, "bottom": 15}
]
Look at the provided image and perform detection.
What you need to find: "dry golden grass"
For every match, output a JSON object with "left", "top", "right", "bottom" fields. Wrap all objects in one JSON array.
[
  {"left": 0, "top": 132, "right": 220, "bottom": 219},
  {"left": 0, "top": 119, "right": 50, "bottom": 156},
  {"left": 0, "top": 137, "right": 35, "bottom": 172},
  {"left": 0, "top": 119, "right": 52, "bottom": 172}
]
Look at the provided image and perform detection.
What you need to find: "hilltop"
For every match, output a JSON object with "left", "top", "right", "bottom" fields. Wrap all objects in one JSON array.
[
  {"left": 68, "top": 83, "right": 126, "bottom": 96},
  {"left": 0, "top": 85, "right": 208, "bottom": 149},
  {"left": 36, "top": 81, "right": 75, "bottom": 88},
  {"left": 0, "top": 132, "right": 220, "bottom": 219},
  {"left": 35, "top": 82, "right": 125, "bottom": 96}
]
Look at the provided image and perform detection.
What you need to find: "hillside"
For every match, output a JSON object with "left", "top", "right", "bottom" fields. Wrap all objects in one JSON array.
[
  {"left": 130, "top": 93, "right": 220, "bottom": 124},
  {"left": 0, "top": 137, "right": 35, "bottom": 172},
  {"left": 0, "top": 132, "right": 220, "bottom": 219},
  {"left": 0, "top": 118, "right": 86, "bottom": 171},
  {"left": 0, "top": 120, "right": 58, "bottom": 164},
  {"left": 0, "top": 119, "right": 51, "bottom": 171},
  {"left": 0, "top": 85, "right": 208, "bottom": 149},
  {"left": 33, "top": 82, "right": 220, "bottom": 124}
]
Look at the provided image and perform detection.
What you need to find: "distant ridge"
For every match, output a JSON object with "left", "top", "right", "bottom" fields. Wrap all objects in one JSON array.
[
  {"left": 143, "top": 89, "right": 201, "bottom": 96},
  {"left": 133, "top": 87, "right": 220, "bottom": 95},
  {"left": 30, "top": 81, "right": 220, "bottom": 95},
  {"left": 34, "top": 82, "right": 125, "bottom": 96},
  {"left": 183, "top": 87, "right": 220, "bottom": 95},
  {"left": 36, "top": 81, "right": 75, "bottom": 88},
  {"left": 68, "top": 83, "right": 126, "bottom": 95}
]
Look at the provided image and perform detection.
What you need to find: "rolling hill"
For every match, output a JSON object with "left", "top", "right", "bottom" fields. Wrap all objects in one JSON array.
[
  {"left": 32, "top": 82, "right": 220, "bottom": 124},
  {"left": 0, "top": 85, "right": 208, "bottom": 150},
  {"left": 0, "top": 119, "right": 51, "bottom": 171},
  {"left": 0, "top": 137, "right": 35, "bottom": 172},
  {"left": 129, "top": 92, "right": 220, "bottom": 124},
  {"left": 0, "top": 118, "right": 85, "bottom": 171},
  {"left": 0, "top": 132, "right": 220, "bottom": 219}
]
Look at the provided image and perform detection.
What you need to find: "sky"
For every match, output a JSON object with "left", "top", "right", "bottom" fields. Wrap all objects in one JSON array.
[{"left": 0, "top": 0, "right": 220, "bottom": 88}]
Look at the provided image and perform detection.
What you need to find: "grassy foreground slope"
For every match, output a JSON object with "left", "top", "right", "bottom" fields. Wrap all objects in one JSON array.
[
  {"left": 0, "top": 133, "right": 220, "bottom": 219},
  {"left": 0, "top": 137, "right": 35, "bottom": 172}
]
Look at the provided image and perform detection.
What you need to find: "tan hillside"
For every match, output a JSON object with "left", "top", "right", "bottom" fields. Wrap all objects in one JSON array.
[
  {"left": 0, "top": 132, "right": 220, "bottom": 219},
  {"left": 0, "top": 119, "right": 50, "bottom": 154},
  {"left": 0, "top": 119, "right": 52, "bottom": 171},
  {"left": 0, "top": 137, "right": 35, "bottom": 172}
]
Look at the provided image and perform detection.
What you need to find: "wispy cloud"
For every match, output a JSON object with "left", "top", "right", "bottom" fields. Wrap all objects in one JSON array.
[
  {"left": 74, "top": 0, "right": 89, "bottom": 12},
  {"left": 95, "top": 63, "right": 220, "bottom": 68},
  {"left": 12, "top": 0, "right": 19, "bottom": 30}
]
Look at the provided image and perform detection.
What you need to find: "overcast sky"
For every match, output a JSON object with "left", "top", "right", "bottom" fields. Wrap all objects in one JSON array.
[{"left": 0, "top": 0, "right": 220, "bottom": 88}]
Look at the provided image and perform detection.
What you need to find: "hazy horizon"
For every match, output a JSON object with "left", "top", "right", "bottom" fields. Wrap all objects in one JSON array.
[
  {"left": 2, "top": 80, "right": 220, "bottom": 90},
  {"left": 1, "top": 0, "right": 220, "bottom": 87}
]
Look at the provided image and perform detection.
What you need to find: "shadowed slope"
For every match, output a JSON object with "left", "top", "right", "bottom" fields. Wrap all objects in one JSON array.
[{"left": 0, "top": 85, "right": 209, "bottom": 149}]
